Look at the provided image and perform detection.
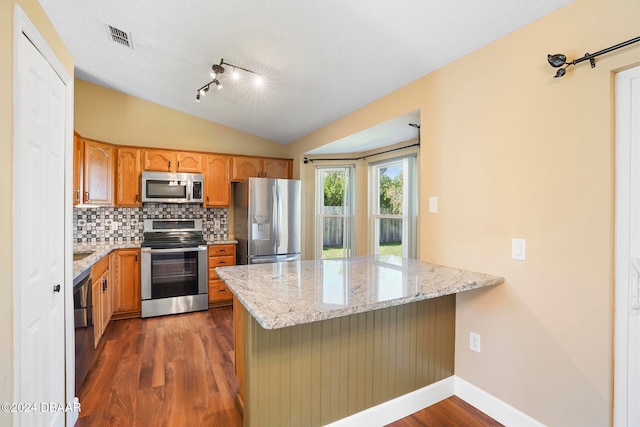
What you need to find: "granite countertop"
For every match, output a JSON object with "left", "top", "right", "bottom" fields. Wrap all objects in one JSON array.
[
  {"left": 73, "top": 241, "right": 143, "bottom": 285},
  {"left": 73, "top": 239, "right": 237, "bottom": 285},
  {"left": 216, "top": 255, "right": 504, "bottom": 330}
]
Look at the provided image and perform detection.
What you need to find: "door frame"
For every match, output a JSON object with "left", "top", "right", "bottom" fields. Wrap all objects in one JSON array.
[
  {"left": 13, "top": 5, "right": 75, "bottom": 425},
  {"left": 614, "top": 65, "right": 640, "bottom": 426}
]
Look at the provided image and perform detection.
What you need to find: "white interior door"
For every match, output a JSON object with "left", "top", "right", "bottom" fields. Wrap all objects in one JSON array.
[
  {"left": 13, "top": 32, "right": 66, "bottom": 427},
  {"left": 614, "top": 65, "right": 640, "bottom": 427}
]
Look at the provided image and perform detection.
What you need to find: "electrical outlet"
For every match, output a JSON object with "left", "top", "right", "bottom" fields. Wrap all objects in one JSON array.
[{"left": 469, "top": 331, "right": 481, "bottom": 353}]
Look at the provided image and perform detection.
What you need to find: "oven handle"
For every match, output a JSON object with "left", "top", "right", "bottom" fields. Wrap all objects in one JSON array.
[{"left": 141, "top": 246, "right": 207, "bottom": 254}]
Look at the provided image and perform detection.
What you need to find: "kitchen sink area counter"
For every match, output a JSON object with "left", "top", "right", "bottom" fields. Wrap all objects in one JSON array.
[
  {"left": 73, "top": 241, "right": 143, "bottom": 285},
  {"left": 216, "top": 255, "right": 504, "bottom": 330}
]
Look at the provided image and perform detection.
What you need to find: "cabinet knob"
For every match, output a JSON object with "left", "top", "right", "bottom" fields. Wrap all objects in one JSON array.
[
  {"left": 53, "top": 284, "right": 61, "bottom": 293},
  {"left": 85, "top": 191, "right": 90, "bottom": 201},
  {"left": 217, "top": 289, "right": 227, "bottom": 292},
  {"left": 168, "top": 161, "right": 171, "bottom": 171}
]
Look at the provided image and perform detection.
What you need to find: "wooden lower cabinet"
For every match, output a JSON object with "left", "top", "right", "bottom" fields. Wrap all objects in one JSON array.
[
  {"left": 208, "top": 244, "right": 236, "bottom": 307},
  {"left": 111, "top": 248, "right": 141, "bottom": 319},
  {"left": 91, "top": 255, "right": 111, "bottom": 348}
]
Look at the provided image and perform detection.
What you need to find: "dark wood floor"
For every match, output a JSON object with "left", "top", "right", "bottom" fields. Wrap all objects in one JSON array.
[
  {"left": 386, "top": 395, "right": 504, "bottom": 427},
  {"left": 77, "top": 307, "right": 502, "bottom": 427}
]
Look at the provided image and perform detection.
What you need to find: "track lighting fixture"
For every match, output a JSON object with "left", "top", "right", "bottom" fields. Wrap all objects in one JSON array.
[
  {"left": 195, "top": 58, "right": 261, "bottom": 101},
  {"left": 547, "top": 36, "right": 640, "bottom": 78}
]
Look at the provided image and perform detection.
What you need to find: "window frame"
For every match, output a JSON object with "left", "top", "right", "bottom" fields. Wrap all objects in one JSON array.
[
  {"left": 315, "top": 165, "right": 356, "bottom": 259},
  {"left": 368, "top": 155, "right": 417, "bottom": 259}
]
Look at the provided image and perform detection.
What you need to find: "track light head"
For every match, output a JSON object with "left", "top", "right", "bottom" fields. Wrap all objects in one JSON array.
[{"left": 196, "top": 58, "right": 263, "bottom": 102}]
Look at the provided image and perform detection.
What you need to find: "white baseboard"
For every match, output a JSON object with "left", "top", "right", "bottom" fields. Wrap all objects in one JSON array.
[
  {"left": 324, "top": 376, "right": 455, "bottom": 427},
  {"left": 323, "top": 375, "right": 544, "bottom": 427},
  {"left": 454, "top": 377, "right": 545, "bottom": 427}
]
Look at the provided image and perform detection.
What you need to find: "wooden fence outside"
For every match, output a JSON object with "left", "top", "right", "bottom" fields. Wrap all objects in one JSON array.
[{"left": 322, "top": 207, "right": 402, "bottom": 246}]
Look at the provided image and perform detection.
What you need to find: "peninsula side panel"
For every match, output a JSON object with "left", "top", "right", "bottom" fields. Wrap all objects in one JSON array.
[{"left": 241, "top": 295, "right": 455, "bottom": 427}]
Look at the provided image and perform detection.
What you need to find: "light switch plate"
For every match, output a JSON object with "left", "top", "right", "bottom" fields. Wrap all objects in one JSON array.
[
  {"left": 428, "top": 196, "right": 438, "bottom": 213},
  {"left": 512, "top": 238, "right": 526, "bottom": 260}
]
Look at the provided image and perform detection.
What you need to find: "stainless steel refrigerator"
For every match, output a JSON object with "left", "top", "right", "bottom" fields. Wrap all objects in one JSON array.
[{"left": 234, "top": 177, "right": 301, "bottom": 264}]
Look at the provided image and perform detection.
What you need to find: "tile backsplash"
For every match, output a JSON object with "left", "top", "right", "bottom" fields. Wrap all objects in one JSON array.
[{"left": 73, "top": 204, "right": 228, "bottom": 243}]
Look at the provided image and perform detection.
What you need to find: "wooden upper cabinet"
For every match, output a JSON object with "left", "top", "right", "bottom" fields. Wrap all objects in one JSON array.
[
  {"left": 83, "top": 140, "right": 113, "bottom": 205},
  {"left": 73, "top": 133, "right": 83, "bottom": 206},
  {"left": 115, "top": 147, "right": 142, "bottom": 206},
  {"left": 231, "top": 156, "right": 263, "bottom": 181},
  {"left": 263, "top": 158, "right": 292, "bottom": 179},
  {"left": 143, "top": 149, "right": 203, "bottom": 173},
  {"left": 204, "top": 154, "right": 231, "bottom": 207},
  {"left": 143, "top": 149, "right": 174, "bottom": 172},
  {"left": 176, "top": 152, "right": 203, "bottom": 173},
  {"left": 231, "top": 156, "right": 293, "bottom": 181}
]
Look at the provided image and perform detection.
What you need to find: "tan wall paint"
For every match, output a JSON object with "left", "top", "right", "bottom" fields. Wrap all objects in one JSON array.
[
  {"left": 0, "top": 0, "right": 73, "bottom": 424},
  {"left": 287, "top": 0, "right": 640, "bottom": 424},
  {"left": 75, "top": 79, "right": 288, "bottom": 158}
]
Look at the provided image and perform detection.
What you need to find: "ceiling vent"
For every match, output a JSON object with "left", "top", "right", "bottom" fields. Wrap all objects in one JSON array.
[{"left": 106, "top": 24, "right": 133, "bottom": 48}]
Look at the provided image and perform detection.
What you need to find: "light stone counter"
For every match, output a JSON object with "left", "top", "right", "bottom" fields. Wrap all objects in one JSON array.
[
  {"left": 216, "top": 254, "right": 504, "bottom": 330},
  {"left": 73, "top": 241, "right": 142, "bottom": 285}
]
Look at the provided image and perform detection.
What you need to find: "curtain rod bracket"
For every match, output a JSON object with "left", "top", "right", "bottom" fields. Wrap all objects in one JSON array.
[{"left": 547, "top": 36, "right": 639, "bottom": 78}]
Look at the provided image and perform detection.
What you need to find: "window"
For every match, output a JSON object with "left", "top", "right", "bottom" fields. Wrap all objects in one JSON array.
[
  {"left": 316, "top": 166, "right": 355, "bottom": 259},
  {"left": 369, "top": 156, "right": 417, "bottom": 258}
]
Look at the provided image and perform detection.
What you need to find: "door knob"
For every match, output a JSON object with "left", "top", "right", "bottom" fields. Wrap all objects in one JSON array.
[{"left": 53, "top": 284, "right": 61, "bottom": 292}]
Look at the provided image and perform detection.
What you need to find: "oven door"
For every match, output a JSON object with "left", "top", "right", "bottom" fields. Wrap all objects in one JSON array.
[{"left": 141, "top": 246, "right": 208, "bottom": 301}]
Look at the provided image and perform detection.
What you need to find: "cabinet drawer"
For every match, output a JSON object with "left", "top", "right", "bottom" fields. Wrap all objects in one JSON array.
[
  {"left": 208, "top": 255, "right": 235, "bottom": 267},
  {"left": 208, "top": 281, "right": 232, "bottom": 302},
  {"left": 208, "top": 244, "right": 236, "bottom": 257}
]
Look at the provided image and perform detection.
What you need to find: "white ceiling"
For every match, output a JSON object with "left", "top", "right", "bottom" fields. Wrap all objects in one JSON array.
[{"left": 39, "top": 0, "right": 574, "bottom": 147}]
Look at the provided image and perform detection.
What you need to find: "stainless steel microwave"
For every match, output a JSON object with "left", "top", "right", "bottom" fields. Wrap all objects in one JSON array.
[{"left": 141, "top": 171, "right": 204, "bottom": 203}]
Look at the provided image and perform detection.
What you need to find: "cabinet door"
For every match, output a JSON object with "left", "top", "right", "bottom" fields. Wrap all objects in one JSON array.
[
  {"left": 263, "top": 158, "right": 292, "bottom": 179},
  {"left": 115, "top": 147, "right": 142, "bottom": 206},
  {"left": 176, "top": 152, "right": 203, "bottom": 173},
  {"left": 204, "top": 154, "right": 230, "bottom": 207},
  {"left": 112, "top": 249, "right": 141, "bottom": 315},
  {"left": 83, "top": 140, "right": 113, "bottom": 205},
  {"left": 100, "top": 271, "right": 110, "bottom": 337},
  {"left": 92, "top": 279, "right": 102, "bottom": 348},
  {"left": 143, "top": 149, "right": 175, "bottom": 172},
  {"left": 231, "top": 156, "right": 262, "bottom": 181},
  {"left": 73, "top": 134, "right": 83, "bottom": 206}
]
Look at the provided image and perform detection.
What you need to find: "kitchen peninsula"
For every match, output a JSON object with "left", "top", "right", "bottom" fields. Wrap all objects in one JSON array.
[{"left": 216, "top": 255, "right": 504, "bottom": 427}]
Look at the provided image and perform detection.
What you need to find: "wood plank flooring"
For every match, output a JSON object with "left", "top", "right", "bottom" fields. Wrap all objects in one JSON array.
[
  {"left": 76, "top": 307, "right": 242, "bottom": 427},
  {"left": 77, "top": 307, "right": 502, "bottom": 427},
  {"left": 386, "top": 395, "right": 504, "bottom": 427}
]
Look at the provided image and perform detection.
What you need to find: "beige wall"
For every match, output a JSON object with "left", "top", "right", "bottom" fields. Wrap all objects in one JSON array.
[
  {"left": 287, "top": 0, "right": 640, "bottom": 424},
  {"left": 75, "top": 79, "right": 288, "bottom": 158},
  {"left": 0, "top": 0, "right": 73, "bottom": 424}
]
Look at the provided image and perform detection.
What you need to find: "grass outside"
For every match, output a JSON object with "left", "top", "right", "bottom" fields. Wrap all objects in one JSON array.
[{"left": 322, "top": 242, "right": 402, "bottom": 259}]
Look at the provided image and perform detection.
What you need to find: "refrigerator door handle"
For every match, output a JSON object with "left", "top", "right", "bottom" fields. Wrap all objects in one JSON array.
[
  {"left": 276, "top": 183, "right": 282, "bottom": 249},
  {"left": 272, "top": 184, "right": 279, "bottom": 252}
]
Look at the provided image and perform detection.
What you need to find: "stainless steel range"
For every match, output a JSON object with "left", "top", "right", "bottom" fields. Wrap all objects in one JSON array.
[{"left": 141, "top": 219, "right": 208, "bottom": 318}]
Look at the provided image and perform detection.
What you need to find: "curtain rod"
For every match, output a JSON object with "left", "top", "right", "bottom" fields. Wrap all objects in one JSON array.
[{"left": 303, "top": 142, "right": 420, "bottom": 164}]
